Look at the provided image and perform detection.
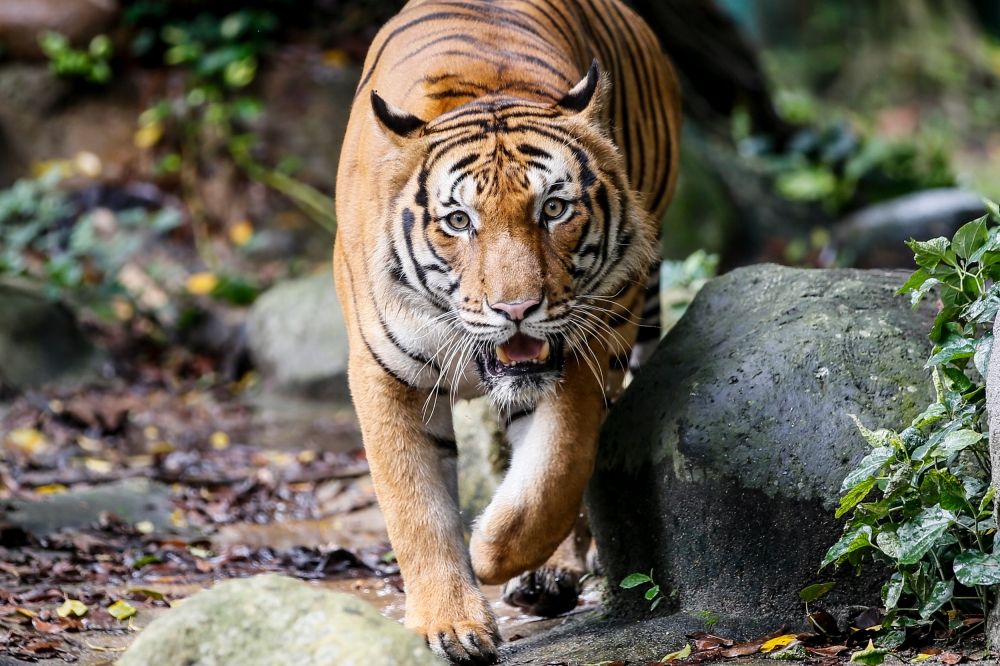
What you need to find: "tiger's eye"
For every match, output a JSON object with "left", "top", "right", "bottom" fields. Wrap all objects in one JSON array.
[
  {"left": 447, "top": 211, "right": 470, "bottom": 230},
  {"left": 543, "top": 198, "right": 566, "bottom": 219}
]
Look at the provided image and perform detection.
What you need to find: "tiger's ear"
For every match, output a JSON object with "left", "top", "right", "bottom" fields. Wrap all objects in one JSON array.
[
  {"left": 557, "top": 59, "right": 603, "bottom": 117},
  {"left": 371, "top": 91, "right": 426, "bottom": 139}
]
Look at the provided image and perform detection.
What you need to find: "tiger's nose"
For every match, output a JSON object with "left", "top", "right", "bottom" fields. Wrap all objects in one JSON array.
[{"left": 488, "top": 299, "right": 541, "bottom": 321}]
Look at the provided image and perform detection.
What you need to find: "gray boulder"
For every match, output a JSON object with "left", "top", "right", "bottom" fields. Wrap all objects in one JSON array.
[
  {"left": 830, "top": 189, "right": 987, "bottom": 268},
  {"left": 0, "top": 277, "right": 94, "bottom": 389},
  {"left": 117, "top": 574, "right": 442, "bottom": 666},
  {"left": 247, "top": 272, "right": 350, "bottom": 399},
  {"left": 589, "top": 264, "right": 935, "bottom": 626}
]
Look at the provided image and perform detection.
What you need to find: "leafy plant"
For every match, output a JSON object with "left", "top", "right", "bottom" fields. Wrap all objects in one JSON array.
[
  {"left": 39, "top": 32, "right": 113, "bottom": 84},
  {"left": 799, "top": 581, "right": 836, "bottom": 614},
  {"left": 696, "top": 609, "right": 720, "bottom": 629},
  {"left": 0, "top": 168, "right": 182, "bottom": 311},
  {"left": 742, "top": 119, "right": 954, "bottom": 216},
  {"left": 823, "top": 199, "right": 1000, "bottom": 639},
  {"left": 619, "top": 569, "right": 666, "bottom": 611}
]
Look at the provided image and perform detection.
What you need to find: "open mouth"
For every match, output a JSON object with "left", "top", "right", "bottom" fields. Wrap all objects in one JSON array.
[{"left": 478, "top": 332, "right": 564, "bottom": 379}]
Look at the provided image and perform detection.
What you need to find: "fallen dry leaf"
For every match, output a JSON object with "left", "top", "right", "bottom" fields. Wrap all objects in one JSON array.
[
  {"left": 808, "top": 644, "right": 849, "bottom": 657},
  {"left": 940, "top": 652, "right": 964, "bottom": 665},
  {"left": 760, "top": 634, "right": 798, "bottom": 653}
]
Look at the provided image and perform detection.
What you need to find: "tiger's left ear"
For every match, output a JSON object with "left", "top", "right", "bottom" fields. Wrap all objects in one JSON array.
[{"left": 556, "top": 59, "right": 603, "bottom": 118}]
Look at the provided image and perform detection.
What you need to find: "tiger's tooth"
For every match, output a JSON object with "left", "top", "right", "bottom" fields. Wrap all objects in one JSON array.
[
  {"left": 496, "top": 345, "right": 511, "bottom": 365},
  {"left": 538, "top": 341, "right": 551, "bottom": 362}
]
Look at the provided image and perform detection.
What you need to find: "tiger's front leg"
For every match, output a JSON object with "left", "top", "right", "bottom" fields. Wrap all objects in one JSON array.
[
  {"left": 348, "top": 350, "right": 500, "bottom": 664},
  {"left": 469, "top": 348, "right": 608, "bottom": 585}
]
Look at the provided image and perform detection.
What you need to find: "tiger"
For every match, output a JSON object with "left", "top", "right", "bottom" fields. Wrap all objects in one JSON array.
[{"left": 332, "top": 0, "right": 681, "bottom": 662}]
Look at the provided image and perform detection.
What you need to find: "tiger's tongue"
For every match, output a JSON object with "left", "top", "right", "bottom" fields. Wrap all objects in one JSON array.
[{"left": 501, "top": 333, "right": 545, "bottom": 362}]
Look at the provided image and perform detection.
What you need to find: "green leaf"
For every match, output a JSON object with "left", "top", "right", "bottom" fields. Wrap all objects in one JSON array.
[
  {"left": 662, "top": 644, "right": 692, "bottom": 662},
  {"left": 984, "top": 198, "right": 1000, "bottom": 223},
  {"left": 883, "top": 573, "right": 903, "bottom": 610},
  {"left": 897, "top": 267, "right": 932, "bottom": 296},
  {"left": 847, "top": 415, "right": 901, "bottom": 448},
  {"left": 917, "top": 579, "right": 953, "bottom": 619},
  {"left": 919, "top": 470, "right": 966, "bottom": 511},
  {"left": 821, "top": 525, "right": 872, "bottom": 569},
  {"left": 953, "top": 550, "right": 1000, "bottom": 586},
  {"left": 952, "top": 215, "right": 989, "bottom": 259},
  {"left": 911, "top": 402, "right": 946, "bottom": 429},
  {"left": 938, "top": 429, "right": 982, "bottom": 457},
  {"left": 850, "top": 640, "right": 889, "bottom": 665},
  {"left": 896, "top": 507, "right": 954, "bottom": 565},
  {"left": 876, "top": 630, "right": 906, "bottom": 650},
  {"left": 980, "top": 486, "right": 996, "bottom": 513},
  {"left": 620, "top": 573, "right": 651, "bottom": 589},
  {"left": 925, "top": 332, "right": 978, "bottom": 368},
  {"left": 841, "top": 448, "right": 894, "bottom": 491},
  {"left": 906, "top": 237, "right": 950, "bottom": 269},
  {"left": 942, "top": 367, "right": 972, "bottom": 393},
  {"left": 975, "top": 333, "right": 994, "bottom": 379},
  {"left": 837, "top": 477, "right": 876, "bottom": 518},
  {"left": 875, "top": 531, "right": 901, "bottom": 560},
  {"left": 645, "top": 585, "right": 661, "bottom": 600},
  {"left": 908, "top": 277, "right": 940, "bottom": 308},
  {"left": 799, "top": 582, "right": 836, "bottom": 603},
  {"left": 650, "top": 596, "right": 662, "bottom": 611}
]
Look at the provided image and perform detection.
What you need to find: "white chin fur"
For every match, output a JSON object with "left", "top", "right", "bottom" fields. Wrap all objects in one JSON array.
[{"left": 486, "top": 373, "right": 560, "bottom": 411}]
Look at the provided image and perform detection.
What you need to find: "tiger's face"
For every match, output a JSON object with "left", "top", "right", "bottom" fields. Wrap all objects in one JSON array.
[{"left": 372, "top": 65, "right": 657, "bottom": 405}]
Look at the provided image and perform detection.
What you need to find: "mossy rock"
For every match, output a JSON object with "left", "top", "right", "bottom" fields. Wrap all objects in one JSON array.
[
  {"left": 117, "top": 574, "right": 442, "bottom": 666},
  {"left": 590, "top": 264, "right": 935, "bottom": 625}
]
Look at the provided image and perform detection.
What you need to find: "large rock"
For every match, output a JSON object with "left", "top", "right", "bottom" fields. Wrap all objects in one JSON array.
[
  {"left": 117, "top": 574, "right": 442, "bottom": 666},
  {"left": 247, "top": 272, "right": 350, "bottom": 399},
  {"left": 0, "top": 277, "right": 94, "bottom": 389},
  {"left": 589, "top": 264, "right": 935, "bottom": 625}
]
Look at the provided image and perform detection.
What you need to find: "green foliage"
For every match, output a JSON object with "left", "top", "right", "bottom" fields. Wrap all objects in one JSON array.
[
  {"left": 0, "top": 169, "right": 181, "bottom": 308},
  {"left": 746, "top": 119, "right": 954, "bottom": 215},
  {"left": 619, "top": 569, "right": 665, "bottom": 611},
  {"left": 39, "top": 32, "right": 113, "bottom": 84},
  {"left": 825, "top": 200, "right": 1000, "bottom": 635}
]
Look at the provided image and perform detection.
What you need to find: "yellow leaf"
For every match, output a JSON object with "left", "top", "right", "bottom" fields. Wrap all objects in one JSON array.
[
  {"left": 912, "top": 655, "right": 933, "bottom": 662},
  {"left": 760, "top": 635, "right": 798, "bottom": 653},
  {"left": 210, "top": 431, "right": 230, "bottom": 450},
  {"left": 6, "top": 428, "right": 48, "bottom": 454},
  {"left": 135, "top": 520, "right": 155, "bottom": 535},
  {"left": 186, "top": 272, "right": 218, "bottom": 295},
  {"left": 134, "top": 122, "right": 163, "bottom": 148},
  {"left": 73, "top": 151, "right": 103, "bottom": 178},
  {"left": 57, "top": 599, "right": 88, "bottom": 618},
  {"left": 85, "top": 642, "right": 127, "bottom": 653},
  {"left": 662, "top": 645, "right": 691, "bottom": 662},
  {"left": 108, "top": 600, "right": 137, "bottom": 621},
  {"left": 16, "top": 608, "right": 37, "bottom": 618},
  {"left": 229, "top": 221, "right": 254, "bottom": 246},
  {"left": 171, "top": 510, "right": 188, "bottom": 529},
  {"left": 146, "top": 441, "right": 174, "bottom": 455},
  {"left": 85, "top": 458, "right": 113, "bottom": 474},
  {"left": 34, "top": 484, "right": 68, "bottom": 495},
  {"left": 321, "top": 48, "right": 350, "bottom": 67}
]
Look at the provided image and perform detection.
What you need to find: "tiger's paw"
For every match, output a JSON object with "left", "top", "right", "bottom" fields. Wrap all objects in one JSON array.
[
  {"left": 501, "top": 566, "right": 582, "bottom": 617},
  {"left": 408, "top": 590, "right": 501, "bottom": 665}
]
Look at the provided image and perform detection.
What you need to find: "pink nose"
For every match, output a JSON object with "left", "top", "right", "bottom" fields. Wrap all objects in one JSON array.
[{"left": 489, "top": 299, "right": 540, "bottom": 321}]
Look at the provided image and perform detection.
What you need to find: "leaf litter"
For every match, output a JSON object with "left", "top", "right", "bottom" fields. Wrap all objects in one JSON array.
[{"left": 0, "top": 360, "right": 395, "bottom": 662}]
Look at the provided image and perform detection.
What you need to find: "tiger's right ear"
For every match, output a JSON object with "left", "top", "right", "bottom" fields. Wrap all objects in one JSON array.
[{"left": 371, "top": 91, "right": 426, "bottom": 140}]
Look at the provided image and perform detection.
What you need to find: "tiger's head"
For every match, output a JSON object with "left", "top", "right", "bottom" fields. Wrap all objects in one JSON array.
[{"left": 370, "top": 61, "right": 658, "bottom": 406}]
